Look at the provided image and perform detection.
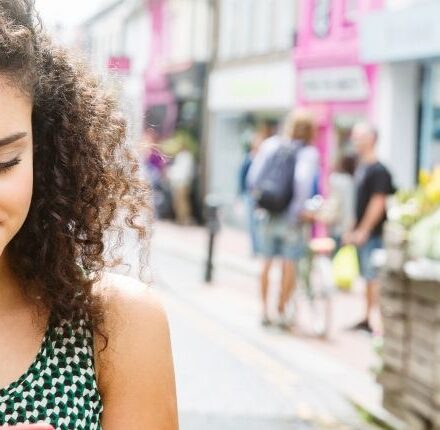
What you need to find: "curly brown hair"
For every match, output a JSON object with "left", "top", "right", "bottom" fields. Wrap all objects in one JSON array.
[{"left": 3, "top": 0, "right": 150, "bottom": 335}]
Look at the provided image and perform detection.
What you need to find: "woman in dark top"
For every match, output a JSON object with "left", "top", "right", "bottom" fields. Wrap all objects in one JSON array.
[{"left": 0, "top": 1, "right": 178, "bottom": 428}]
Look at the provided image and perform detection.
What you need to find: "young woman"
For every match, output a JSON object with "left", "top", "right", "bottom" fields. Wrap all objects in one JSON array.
[{"left": 0, "top": 1, "right": 178, "bottom": 429}]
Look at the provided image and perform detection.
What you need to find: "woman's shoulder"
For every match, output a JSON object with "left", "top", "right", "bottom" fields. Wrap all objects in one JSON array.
[
  {"left": 92, "top": 276, "right": 178, "bottom": 427},
  {"left": 93, "top": 273, "right": 170, "bottom": 381},
  {"left": 97, "top": 272, "right": 160, "bottom": 303},
  {"left": 95, "top": 272, "right": 168, "bottom": 337}
]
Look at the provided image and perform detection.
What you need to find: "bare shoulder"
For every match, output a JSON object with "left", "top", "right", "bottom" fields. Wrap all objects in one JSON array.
[
  {"left": 93, "top": 272, "right": 170, "bottom": 381},
  {"left": 97, "top": 272, "right": 167, "bottom": 327},
  {"left": 93, "top": 273, "right": 178, "bottom": 429}
]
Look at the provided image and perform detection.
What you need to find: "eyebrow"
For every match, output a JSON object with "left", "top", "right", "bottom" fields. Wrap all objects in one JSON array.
[{"left": 0, "top": 132, "right": 28, "bottom": 147}]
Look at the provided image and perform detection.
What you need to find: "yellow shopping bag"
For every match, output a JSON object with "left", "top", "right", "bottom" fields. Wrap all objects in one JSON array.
[{"left": 332, "top": 245, "right": 360, "bottom": 291}]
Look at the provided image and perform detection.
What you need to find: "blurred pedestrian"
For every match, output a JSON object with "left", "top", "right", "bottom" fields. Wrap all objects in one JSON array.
[
  {"left": 345, "top": 123, "right": 394, "bottom": 333},
  {"left": 167, "top": 141, "right": 195, "bottom": 225},
  {"left": 319, "top": 154, "right": 357, "bottom": 249},
  {"left": 137, "top": 130, "right": 174, "bottom": 220},
  {"left": 239, "top": 121, "right": 277, "bottom": 255},
  {"left": 0, "top": 1, "right": 177, "bottom": 428},
  {"left": 248, "top": 111, "right": 319, "bottom": 328}
]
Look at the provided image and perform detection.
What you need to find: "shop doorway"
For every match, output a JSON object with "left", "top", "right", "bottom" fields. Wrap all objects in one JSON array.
[{"left": 331, "top": 111, "right": 366, "bottom": 169}]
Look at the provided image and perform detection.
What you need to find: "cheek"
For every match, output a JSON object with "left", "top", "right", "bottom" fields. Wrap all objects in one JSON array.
[
  {"left": 0, "top": 155, "right": 33, "bottom": 244},
  {"left": 15, "top": 159, "right": 33, "bottom": 218}
]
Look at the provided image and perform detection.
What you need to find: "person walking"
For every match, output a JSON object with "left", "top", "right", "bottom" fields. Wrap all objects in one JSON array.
[
  {"left": 167, "top": 141, "right": 195, "bottom": 225},
  {"left": 248, "top": 111, "right": 319, "bottom": 328},
  {"left": 0, "top": 1, "right": 178, "bottom": 429},
  {"left": 345, "top": 123, "right": 394, "bottom": 333},
  {"left": 239, "top": 121, "right": 277, "bottom": 255}
]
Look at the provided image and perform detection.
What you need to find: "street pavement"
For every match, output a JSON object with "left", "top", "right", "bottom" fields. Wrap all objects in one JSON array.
[{"left": 151, "top": 223, "right": 385, "bottom": 430}]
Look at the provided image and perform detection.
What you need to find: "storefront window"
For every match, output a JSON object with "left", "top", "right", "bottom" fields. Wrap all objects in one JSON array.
[
  {"left": 430, "top": 66, "right": 440, "bottom": 167},
  {"left": 420, "top": 64, "right": 440, "bottom": 170},
  {"left": 344, "top": 0, "right": 360, "bottom": 24},
  {"left": 252, "top": 0, "right": 273, "bottom": 54},
  {"left": 332, "top": 112, "right": 366, "bottom": 167},
  {"left": 218, "top": 0, "right": 296, "bottom": 60},
  {"left": 272, "top": 0, "right": 297, "bottom": 51},
  {"left": 145, "top": 104, "right": 168, "bottom": 137},
  {"left": 218, "top": 0, "right": 235, "bottom": 60},
  {"left": 236, "top": 0, "right": 253, "bottom": 57}
]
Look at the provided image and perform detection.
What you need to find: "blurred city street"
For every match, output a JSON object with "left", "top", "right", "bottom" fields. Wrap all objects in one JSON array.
[
  {"left": 34, "top": 0, "right": 440, "bottom": 428},
  {"left": 152, "top": 222, "right": 386, "bottom": 430}
]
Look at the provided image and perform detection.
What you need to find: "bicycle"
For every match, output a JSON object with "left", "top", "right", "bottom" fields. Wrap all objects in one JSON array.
[{"left": 296, "top": 237, "right": 336, "bottom": 339}]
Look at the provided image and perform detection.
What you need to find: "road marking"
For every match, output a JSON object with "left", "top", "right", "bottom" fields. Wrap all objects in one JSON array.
[
  {"left": 163, "top": 288, "right": 365, "bottom": 429},
  {"left": 159, "top": 289, "right": 300, "bottom": 401}
]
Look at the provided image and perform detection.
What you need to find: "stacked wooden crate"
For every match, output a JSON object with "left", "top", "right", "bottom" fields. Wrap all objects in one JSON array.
[
  {"left": 406, "top": 281, "right": 440, "bottom": 430},
  {"left": 379, "top": 223, "right": 440, "bottom": 429},
  {"left": 379, "top": 222, "right": 410, "bottom": 419},
  {"left": 379, "top": 270, "right": 410, "bottom": 420}
]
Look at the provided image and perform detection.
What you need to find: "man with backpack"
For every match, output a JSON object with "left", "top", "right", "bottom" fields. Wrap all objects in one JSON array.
[{"left": 247, "top": 110, "right": 319, "bottom": 329}]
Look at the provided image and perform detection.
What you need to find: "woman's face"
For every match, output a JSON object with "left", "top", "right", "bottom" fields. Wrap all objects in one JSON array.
[{"left": 0, "top": 81, "right": 33, "bottom": 259}]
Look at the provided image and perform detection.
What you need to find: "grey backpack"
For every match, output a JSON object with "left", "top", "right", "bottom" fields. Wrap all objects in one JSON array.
[{"left": 253, "top": 140, "right": 302, "bottom": 214}]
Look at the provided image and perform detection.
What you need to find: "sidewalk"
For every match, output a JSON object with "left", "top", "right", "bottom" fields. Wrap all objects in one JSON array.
[{"left": 152, "top": 221, "right": 405, "bottom": 430}]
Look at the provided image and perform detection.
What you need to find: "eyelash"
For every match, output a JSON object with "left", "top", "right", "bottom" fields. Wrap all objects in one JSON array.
[{"left": 0, "top": 157, "right": 21, "bottom": 173}]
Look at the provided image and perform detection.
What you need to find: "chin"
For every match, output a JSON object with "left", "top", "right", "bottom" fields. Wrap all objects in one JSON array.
[
  {"left": 0, "top": 245, "right": 6, "bottom": 264},
  {"left": 0, "top": 236, "right": 13, "bottom": 263}
]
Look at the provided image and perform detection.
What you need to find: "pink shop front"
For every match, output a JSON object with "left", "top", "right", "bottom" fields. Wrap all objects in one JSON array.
[{"left": 294, "top": 0, "right": 382, "bottom": 188}]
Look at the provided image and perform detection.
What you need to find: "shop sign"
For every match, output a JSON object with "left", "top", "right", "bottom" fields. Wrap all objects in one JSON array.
[
  {"left": 360, "top": 1, "right": 440, "bottom": 63},
  {"left": 208, "top": 62, "right": 295, "bottom": 111},
  {"left": 107, "top": 56, "right": 131, "bottom": 74},
  {"left": 299, "top": 66, "right": 369, "bottom": 102},
  {"left": 313, "top": 0, "right": 331, "bottom": 38}
]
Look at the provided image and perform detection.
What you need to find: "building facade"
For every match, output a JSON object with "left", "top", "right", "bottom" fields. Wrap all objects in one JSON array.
[
  {"left": 144, "top": 0, "right": 212, "bottom": 137},
  {"left": 294, "top": 0, "right": 383, "bottom": 192},
  {"left": 144, "top": 0, "right": 213, "bottom": 222},
  {"left": 82, "top": 0, "right": 126, "bottom": 77},
  {"left": 81, "top": 0, "right": 213, "bottom": 222},
  {"left": 360, "top": 0, "right": 440, "bottom": 187},
  {"left": 207, "top": 0, "right": 298, "bottom": 224},
  {"left": 82, "top": 0, "right": 151, "bottom": 143}
]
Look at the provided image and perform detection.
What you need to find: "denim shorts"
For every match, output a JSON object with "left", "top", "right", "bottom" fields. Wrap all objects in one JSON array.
[
  {"left": 358, "top": 235, "right": 383, "bottom": 281},
  {"left": 259, "top": 215, "right": 307, "bottom": 261}
]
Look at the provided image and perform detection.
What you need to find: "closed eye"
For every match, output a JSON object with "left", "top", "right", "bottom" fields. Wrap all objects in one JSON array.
[{"left": 0, "top": 157, "right": 21, "bottom": 173}]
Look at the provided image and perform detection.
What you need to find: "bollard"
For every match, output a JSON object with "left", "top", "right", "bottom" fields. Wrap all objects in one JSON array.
[{"left": 204, "top": 195, "right": 221, "bottom": 283}]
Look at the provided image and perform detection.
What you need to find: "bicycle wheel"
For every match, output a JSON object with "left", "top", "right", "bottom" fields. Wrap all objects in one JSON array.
[{"left": 307, "top": 255, "right": 334, "bottom": 338}]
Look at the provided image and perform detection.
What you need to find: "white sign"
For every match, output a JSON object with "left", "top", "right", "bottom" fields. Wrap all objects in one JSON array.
[
  {"left": 208, "top": 62, "right": 295, "bottom": 111},
  {"left": 299, "top": 66, "right": 369, "bottom": 102},
  {"left": 360, "top": 1, "right": 440, "bottom": 63}
]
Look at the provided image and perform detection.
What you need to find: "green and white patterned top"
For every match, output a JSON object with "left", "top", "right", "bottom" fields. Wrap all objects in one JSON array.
[{"left": 0, "top": 318, "right": 103, "bottom": 429}]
